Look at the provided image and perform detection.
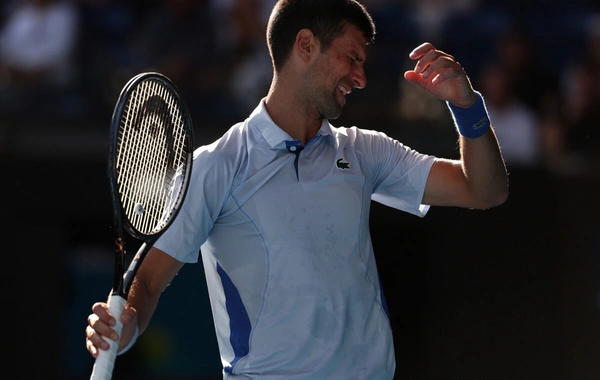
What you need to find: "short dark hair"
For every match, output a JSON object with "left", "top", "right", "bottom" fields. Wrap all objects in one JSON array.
[{"left": 266, "top": 0, "right": 376, "bottom": 72}]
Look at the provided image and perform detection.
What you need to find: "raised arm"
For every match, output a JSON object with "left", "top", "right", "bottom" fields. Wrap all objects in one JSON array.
[
  {"left": 86, "top": 247, "right": 184, "bottom": 357},
  {"left": 404, "top": 42, "right": 508, "bottom": 209}
]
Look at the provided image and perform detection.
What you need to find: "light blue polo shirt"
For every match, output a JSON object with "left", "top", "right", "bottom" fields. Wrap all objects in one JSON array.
[{"left": 154, "top": 100, "right": 436, "bottom": 379}]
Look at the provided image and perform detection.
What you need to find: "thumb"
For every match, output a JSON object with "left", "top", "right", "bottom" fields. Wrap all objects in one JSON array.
[
  {"left": 117, "top": 306, "right": 139, "bottom": 353},
  {"left": 120, "top": 305, "right": 138, "bottom": 325},
  {"left": 404, "top": 70, "right": 422, "bottom": 85}
]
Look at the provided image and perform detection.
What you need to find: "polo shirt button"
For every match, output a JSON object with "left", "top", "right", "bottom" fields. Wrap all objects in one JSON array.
[{"left": 289, "top": 146, "right": 297, "bottom": 152}]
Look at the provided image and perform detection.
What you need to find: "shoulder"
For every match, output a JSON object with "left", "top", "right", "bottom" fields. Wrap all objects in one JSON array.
[
  {"left": 192, "top": 120, "right": 250, "bottom": 178},
  {"left": 332, "top": 124, "right": 393, "bottom": 140},
  {"left": 330, "top": 124, "right": 400, "bottom": 151},
  {"left": 195, "top": 121, "right": 247, "bottom": 158}
]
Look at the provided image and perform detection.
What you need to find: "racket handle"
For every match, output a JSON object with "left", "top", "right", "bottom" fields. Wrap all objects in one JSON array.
[{"left": 90, "top": 293, "right": 127, "bottom": 380}]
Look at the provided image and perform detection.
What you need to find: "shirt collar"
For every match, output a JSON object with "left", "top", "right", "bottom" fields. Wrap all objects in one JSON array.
[{"left": 248, "top": 99, "right": 335, "bottom": 149}]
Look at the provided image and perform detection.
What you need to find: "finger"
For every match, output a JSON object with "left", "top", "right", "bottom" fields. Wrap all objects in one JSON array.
[
  {"left": 430, "top": 66, "right": 462, "bottom": 85},
  {"left": 421, "top": 56, "right": 461, "bottom": 80},
  {"left": 403, "top": 70, "right": 422, "bottom": 85},
  {"left": 86, "top": 325, "right": 111, "bottom": 353},
  {"left": 86, "top": 336, "right": 99, "bottom": 358},
  {"left": 88, "top": 313, "right": 120, "bottom": 343},
  {"left": 408, "top": 42, "right": 435, "bottom": 60},
  {"left": 91, "top": 302, "right": 116, "bottom": 326},
  {"left": 120, "top": 305, "right": 137, "bottom": 325},
  {"left": 412, "top": 48, "right": 447, "bottom": 75}
]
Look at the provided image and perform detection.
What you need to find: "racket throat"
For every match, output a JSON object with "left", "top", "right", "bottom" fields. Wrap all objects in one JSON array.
[
  {"left": 112, "top": 236, "right": 127, "bottom": 297},
  {"left": 122, "top": 242, "right": 149, "bottom": 296}
]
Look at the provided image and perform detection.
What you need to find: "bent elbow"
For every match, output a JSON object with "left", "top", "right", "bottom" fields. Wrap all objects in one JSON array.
[
  {"left": 475, "top": 186, "right": 509, "bottom": 210},
  {"left": 491, "top": 187, "right": 509, "bottom": 208}
]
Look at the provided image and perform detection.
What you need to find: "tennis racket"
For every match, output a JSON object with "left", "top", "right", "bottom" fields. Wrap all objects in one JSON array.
[{"left": 90, "top": 72, "right": 194, "bottom": 380}]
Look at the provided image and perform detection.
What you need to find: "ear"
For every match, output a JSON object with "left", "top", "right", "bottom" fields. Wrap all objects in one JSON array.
[{"left": 295, "top": 29, "right": 319, "bottom": 63}]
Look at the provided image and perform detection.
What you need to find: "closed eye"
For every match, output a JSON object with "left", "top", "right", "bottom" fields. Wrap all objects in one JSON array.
[{"left": 349, "top": 55, "right": 364, "bottom": 64}]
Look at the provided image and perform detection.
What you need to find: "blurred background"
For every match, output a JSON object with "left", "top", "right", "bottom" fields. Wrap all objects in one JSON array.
[{"left": 2, "top": 0, "right": 600, "bottom": 379}]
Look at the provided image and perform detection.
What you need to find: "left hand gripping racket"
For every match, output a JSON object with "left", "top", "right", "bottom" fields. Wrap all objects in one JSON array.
[{"left": 90, "top": 72, "right": 194, "bottom": 380}]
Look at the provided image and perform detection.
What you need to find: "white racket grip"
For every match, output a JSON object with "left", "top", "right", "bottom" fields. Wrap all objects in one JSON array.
[{"left": 90, "top": 293, "right": 127, "bottom": 380}]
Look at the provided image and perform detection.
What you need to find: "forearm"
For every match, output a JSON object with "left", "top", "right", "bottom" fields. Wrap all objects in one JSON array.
[
  {"left": 112, "top": 276, "right": 161, "bottom": 354},
  {"left": 120, "top": 247, "right": 184, "bottom": 351},
  {"left": 127, "top": 275, "right": 162, "bottom": 335},
  {"left": 459, "top": 128, "right": 508, "bottom": 208},
  {"left": 445, "top": 90, "right": 508, "bottom": 208}
]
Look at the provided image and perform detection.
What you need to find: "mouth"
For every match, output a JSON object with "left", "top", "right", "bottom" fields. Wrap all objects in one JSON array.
[{"left": 338, "top": 85, "right": 352, "bottom": 96}]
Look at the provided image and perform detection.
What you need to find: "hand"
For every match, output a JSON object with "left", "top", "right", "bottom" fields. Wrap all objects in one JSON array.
[
  {"left": 404, "top": 42, "right": 476, "bottom": 108},
  {"left": 85, "top": 301, "right": 138, "bottom": 358}
]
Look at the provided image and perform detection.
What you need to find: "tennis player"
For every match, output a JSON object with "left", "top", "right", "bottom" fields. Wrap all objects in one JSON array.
[{"left": 86, "top": 0, "right": 508, "bottom": 378}]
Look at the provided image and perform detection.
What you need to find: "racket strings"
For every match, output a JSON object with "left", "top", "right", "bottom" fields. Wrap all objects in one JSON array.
[{"left": 116, "top": 79, "right": 190, "bottom": 235}]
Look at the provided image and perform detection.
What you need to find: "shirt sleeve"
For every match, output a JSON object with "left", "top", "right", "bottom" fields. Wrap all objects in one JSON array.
[
  {"left": 354, "top": 128, "right": 437, "bottom": 217},
  {"left": 154, "top": 142, "right": 233, "bottom": 263}
]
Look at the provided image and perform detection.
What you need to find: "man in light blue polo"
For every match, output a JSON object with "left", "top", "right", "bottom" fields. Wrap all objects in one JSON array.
[{"left": 86, "top": 0, "right": 508, "bottom": 378}]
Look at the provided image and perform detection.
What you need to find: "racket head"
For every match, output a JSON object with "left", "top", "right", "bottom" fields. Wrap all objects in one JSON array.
[{"left": 108, "top": 72, "right": 194, "bottom": 241}]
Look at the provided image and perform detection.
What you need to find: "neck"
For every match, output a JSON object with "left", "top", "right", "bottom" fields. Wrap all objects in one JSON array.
[{"left": 264, "top": 73, "right": 322, "bottom": 145}]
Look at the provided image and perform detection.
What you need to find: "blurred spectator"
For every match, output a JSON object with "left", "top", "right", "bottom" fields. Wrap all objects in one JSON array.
[
  {"left": 0, "top": 0, "right": 80, "bottom": 119},
  {"left": 409, "top": 0, "right": 479, "bottom": 45},
  {"left": 131, "top": 0, "right": 212, "bottom": 84},
  {"left": 539, "top": 14, "right": 600, "bottom": 179},
  {"left": 557, "top": 62, "right": 600, "bottom": 177},
  {"left": 127, "top": 0, "right": 239, "bottom": 124},
  {"left": 583, "top": 13, "right": 600, "bottom": 84},
  {"left": 435, "top": 1, "right": 511, "bottom": 75},
  {"left": 209, "top": 0, "right": 275, "bottom": 47},
  {"left": 76, "top": 0, "right": 136, "bottom": 119},
  {"left": 477, "top": 61, "right": 540, "bottom": 169},
  {"left": 537, "top": 89, "right": 565, "bottom": 176},
  {"left": 494, "top": 28, "right": 559, "bottom": 115},
  {"left": 209, "top": 0, "right": 276, "bottom": 116}
]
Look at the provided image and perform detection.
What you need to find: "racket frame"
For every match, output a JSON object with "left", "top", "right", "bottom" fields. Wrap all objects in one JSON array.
[
  {"left": 107, "top": 72, "right": 194, "bottom": 299},
  {"left": 91, "top": 72, "right": 194, "bottom": 380}
]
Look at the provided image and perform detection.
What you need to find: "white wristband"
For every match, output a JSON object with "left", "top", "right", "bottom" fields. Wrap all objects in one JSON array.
[{"left": 117, "top": 324, "right": 139, "bottom": 356}]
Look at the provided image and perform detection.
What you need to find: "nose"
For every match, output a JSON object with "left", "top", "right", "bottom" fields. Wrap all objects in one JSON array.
[{"left": 352, "top": 64, "right": 367, "bottom": 90}]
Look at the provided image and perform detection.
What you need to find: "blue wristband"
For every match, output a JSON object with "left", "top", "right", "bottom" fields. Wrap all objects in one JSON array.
[{"left": 447, "top": 91, "right": 491, "bottom": 139}]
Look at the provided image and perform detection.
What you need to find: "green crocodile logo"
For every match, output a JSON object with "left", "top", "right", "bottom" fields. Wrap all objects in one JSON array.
[{"left": 336, "top": 158, "right": 350, "bottom": 170}]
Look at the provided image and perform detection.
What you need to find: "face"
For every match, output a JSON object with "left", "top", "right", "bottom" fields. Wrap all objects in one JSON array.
[{"left": 301, "top": 24, "right": 368, "bottom": 120}]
